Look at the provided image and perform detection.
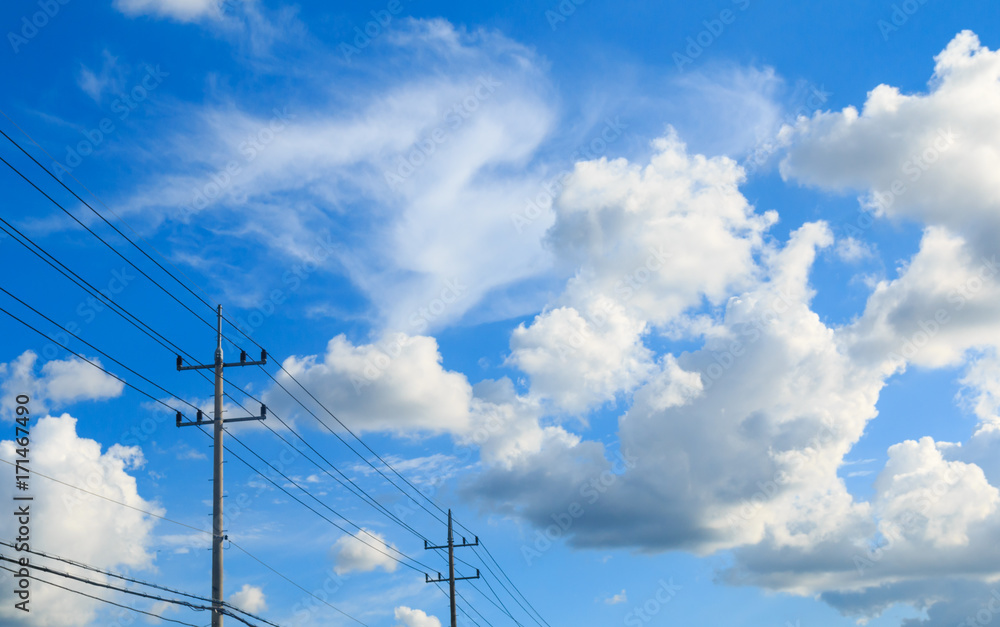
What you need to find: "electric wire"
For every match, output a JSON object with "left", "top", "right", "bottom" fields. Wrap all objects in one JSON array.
[
  {"left": 220, "top": 422, "right": 435, "bottom": 573},
  {"left": 0, "top": 542, "right": 282, "bottom": 627},
  {"left": 0, "top": 137, "right": 544, "bottom": 627},
  {"left": 0, "top": 554, "right": 216, "bottom": 614},
  {"left": 0, "top": 303, "right": 194, "bottom": 418},
  {"left": 0, "top": 107, "right": 218, "bottom": 307},
  {"left": 0, "top": 153, "right": 233, "bottom": 348},
  {"left": 0, "top": 562, "right": 202, "bottom": 627},
  {"left": 0, "top": 279, "right": 535, "bottom": 627},
  {"left": 0, "top": 127, "right": 218, "bottom": 312},
  {"left": 229, "top": 540, "right": 369, "bottom": 627},
  {"left": 0, "top": 296, "right": 431, "bottom": 576},
  {"left": 0, "top": 457, "right": 366, "bottom": 627}
]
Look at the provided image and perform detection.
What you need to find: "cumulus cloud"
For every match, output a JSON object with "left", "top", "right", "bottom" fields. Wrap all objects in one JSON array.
[
  {"left": 844, "top": 227, "right": 1000, "bottom": 375},
  {"left": 781, "top": 30, "right": 1000, "bottom": 259},
  {"left": 507, "top": 303, "right": 652, "bottom": 414},
  {"left": 874, "top": 437, "right": 997, "bottom": 549},
  {"left": 0, "top": 351, "right": 124, "bottom": 422},
  {"left": 330, "top": 529, "right": 399, "bottom": 575},
  {"left": 505, "top": 133, "right": 776, "bottom": 415},
  {"left": 472, "top": 222, "right": 881, "bottom": 556},
  {"left": 394, "top": 606, "right": 441, "bottom": 627},
  {"left": 265, "top": 333, "right": 474, "bottom": 435},
  {"left": 700, "top": 31, "right": 1000, "bottom": 622},
  {"left": 228, "top": 584, "right": 267, "bottom": 614},
  {"left": 0, "top": 415, "right": 162, "bottom": 626}
]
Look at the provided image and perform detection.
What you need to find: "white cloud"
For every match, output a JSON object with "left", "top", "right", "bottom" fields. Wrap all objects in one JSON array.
[
  {"left": 507, "top": 303, "right": 652, "bottom": 414},
  {"left": 228, "top": 583, "right": 267, "bottom": 614},
  {"left": 843, "top": 227, "right": 1000, "bottom": 374},
  {"left": 874, "top": 437, "right": 997, "bottom": 548},
  {"left": 330, "top": 528, "right": 399, "bottom": 575},
  {"left": 394, "top": 606, "right": 441, "bottom": 627},
  {"left": 472, "top": 222, "right": 880, "bottom": 556},
  {"left": 503, "top": 132, "right": 776, "bottom": 415},
  {"left": 118, "top": 20, "right": 557, "bottom": 330},
  {"left": 834, "top": 236, "right": 874, "bottom": 263},
  {"left": 265, "top": 333, "right": 473, "bottom": 435},
  {"left": 549, "top": 133, "right": 776, "bottom": 327},
  {"left": 603, "top": 590, "right": 627, "bottom": 605},
  {"left": 781, "top": 30, "right": 1000, "bottom": 260},
  {"left": 0, "top": 351, "right": 124, "bottom": 422},
  {"left": 0, "top": 415, "right": 162, "bottom": 626},
  {"left": 76, "top": 50, "right": 123, "bottom": 102},
  {"left": 114, "top": 0, "right": 223, "bottom": 22},
  {"left": 664, "top": 65, "right": 787, "bottom": 159}
]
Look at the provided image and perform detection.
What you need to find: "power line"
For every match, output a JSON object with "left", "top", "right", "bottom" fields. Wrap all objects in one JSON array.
[
  {"left": 0, "top": 274, "right": 535, "bottom": 627},
  {"left": 0, "top": 296, "right": 538, "bottom": 627},
  {"left": 0, "top": 303, "right": 196, "bottom": 418},
  {"left": 0, "top": 126, "right": 219, "bottom": 313},
  {"left": 0, "top": 541, "right": 281, "bottom": 627},
  {"left": 0, "top": 152, "right": 235, "bottom": 349},
  {"left": 0, "top": 107, "right": 218, "bottom": 308},
  {"left": 0, "top": 456, "right": 210, "bottom": 535},
  {"left": 0, "top": 553, "right": 275, "bottom": 627},
  {"left": 0, "top": 554, "right": 216, "bottom": 614},
  {"left": 432, "top": 581, "right": 487, "bottom": 627},
  {"left": 0, "top": 286, "right": 207, "bottom": 415},
  {"left": 229, "top": 540, "right": 369, "bottom": 627},
  {"left": 456, "top": 587, "right": 493, "bottom": 627},
  {"left": 256, "top": 366, "right": 448, "bottom": 525},
  {"left": 3, "top": 130, "right": 447, "bottom": 535},
  {"left": 0, "top": 217, "right": 200, "bottom": 362},
  {"left": 467, "top": 571, "right": 523, "bottom": 627},
  {"left": 0, "top": 215, "right": 436, "bottom": 552},
  {"left": 221, "top": 424, "right": 435, "bottom": 573},
  {"left": 0, "top": 562, "right": 202, "bottom": 627},
  {"left": 475, "top": 544, "right": 550, "bottom": 627},
  {"left": 0, "top": 541, "right": 211, "bottom": 604},
  {"left": 0, "top": 457, "right": 367, "bottom": 627},
  {"left": 0, "top": 128, "right": 544, "bottom": 626},
  {"left": 0, "top": 285, "right": 439, "bottom": 585}
]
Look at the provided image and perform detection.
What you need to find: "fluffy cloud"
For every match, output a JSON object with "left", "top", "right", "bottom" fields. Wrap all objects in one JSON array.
[
  {"left": 473, "top": 223, "right": 883, "bottom": 556},
  {"left": 507, "top": 303, "right": 652, "bottom": 414},
  {"left": 330, "top": 528, "right": 399, "bottom": 575},
  {"left": 0, "top": 415, "right": 162, "bottom": 626},
  {"left": 874, "top": 437, "right": 997, "bottom": 549},
  {"left": 228, "top": 584, "right": 267, "bottom": 614},
  {"left": 265, "top": 333, "right": 474, "bottom": 435},
  {"left": 394, "top": 606, "right": 442, "bottom": 627},
  {"left": 506, "top": 133, "right": 776, "bottom": 414},
  {"left": 0, "top": 351, "right": 124, "bottom": 422},
  {"left": 781, "top": 30, "right": 1000, "bottom": 259},
  {"left": 843, "top": 227, "right": 1000, "bottom": 375},
  {"left": 549, "top": 133, "right": 776, "bottom": 327},
  {"left": 700, "top": 31, "right": 1000, "bottom": 621}
]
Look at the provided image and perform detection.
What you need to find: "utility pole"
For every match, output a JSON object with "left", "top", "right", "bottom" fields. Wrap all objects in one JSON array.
[
  {"left": 175, "top": 305, "right": 267, "bottom": 627},
  {"left": 425, "top": 510, "right": 479, "bottom": 627}
]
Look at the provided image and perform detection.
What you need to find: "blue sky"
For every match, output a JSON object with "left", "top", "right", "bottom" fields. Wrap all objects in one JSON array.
[{"left": 1, "top": 1, "right": 1000, "bottom": 626}]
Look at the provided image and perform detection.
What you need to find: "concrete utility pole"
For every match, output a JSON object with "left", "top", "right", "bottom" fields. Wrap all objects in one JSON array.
[
  {"left": 175, "top": 305, "right": 267, "bottom": 627},
  {"left": 425, "top": 510, "right": 480, "bottom": 627}
]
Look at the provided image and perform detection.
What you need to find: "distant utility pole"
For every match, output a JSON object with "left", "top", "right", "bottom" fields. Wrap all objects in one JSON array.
[
  {"left": 425, "top": 510, "right": 480, "bottom": 627},
  {"left": 175, "top": 305, "right": 267, "bottom": 627}
]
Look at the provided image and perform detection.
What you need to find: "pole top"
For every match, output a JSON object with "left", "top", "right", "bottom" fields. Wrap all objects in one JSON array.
[{"left": 215, "top": 304, "right": 223, "bottom": 357}]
